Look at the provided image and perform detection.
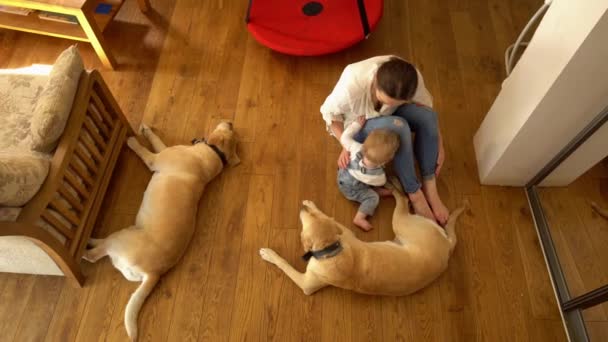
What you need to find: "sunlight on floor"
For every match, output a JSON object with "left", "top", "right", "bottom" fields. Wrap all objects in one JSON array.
[{"left": 0, "top": 64, "right": 52, "bottom": 76}]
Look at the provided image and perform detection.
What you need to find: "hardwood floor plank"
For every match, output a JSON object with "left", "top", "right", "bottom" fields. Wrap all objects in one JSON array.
[
  {"left": 587, "top": 321, "right": 608, "bottom": 342},
  {"left": 271, "top": 165, "right": 302, "bottom": 230},
  {"left": 182, "top": 2, "right": 249, "bottom": 139},
  {"left": 13, "top": 276, "right": 63, "bottom": 342},
  {"left": 229, "top": 175, "right": 274, "bottom": 341},
  {"left": 232, "top": 38, "right": 269, "bottom": 144},
  {"left": 482, "top": 187, "right": 535, "bottom": 341},
  {"left": 73, "top": 261, "right": 122, "bottom": 342},
  {"left": 0, "top": 275, "right": 36, "bottom": 341},
  {"left": 437, "top": 193, "right": 477, "bottom": 342},
  {"left": 532, "top": 319, "right": 568, "bottom": 341},
  {"left": 459, "top": 194, "right": 509, "bottom": 341},
  {"left": 263, "top": 229, "right": 297, "bottom": 341},
  {"left": 44, "top": 277, "right": 91, "bottom": 342},
  {"left": 196, "top": 172, "right": 251, "bottom": 341},
  {"left": 298, "top": 82, "right": 329, "bottom": 213},
  {"left": 427, "top": 2, "right": 482, "bottom": 195}
]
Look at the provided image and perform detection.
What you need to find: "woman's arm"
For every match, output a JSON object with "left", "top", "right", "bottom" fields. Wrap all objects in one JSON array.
[
  {"left": 340, "top": 118, "right": 364, "bottom": 153},
  {"left": 330, "top": 119, "right": 353, "bottom": 169},
  {"left": 330, "top": 120, "right": 345, "bottom": 141}
]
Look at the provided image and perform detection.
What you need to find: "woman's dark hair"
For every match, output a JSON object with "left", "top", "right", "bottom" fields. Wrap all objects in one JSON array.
[{"left": 375, "top": 58, "right": 418, "bottom": 101}]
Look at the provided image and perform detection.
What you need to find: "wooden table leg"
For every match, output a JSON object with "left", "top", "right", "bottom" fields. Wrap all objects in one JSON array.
[
  {"left": 76, "top": 9, "right": 117, "bottom": 69},
  {"left": 137, "top": 0, "right": 151, "bottom": 12}
]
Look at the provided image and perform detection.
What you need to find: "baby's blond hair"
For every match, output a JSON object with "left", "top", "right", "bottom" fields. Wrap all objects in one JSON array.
[{"left": 362, "top": 129, "right": 400, "bottom": 165}]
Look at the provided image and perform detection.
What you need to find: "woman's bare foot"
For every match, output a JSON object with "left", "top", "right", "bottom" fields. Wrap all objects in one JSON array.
[
  {"left": 374, "top": 187, "right": 393, "bottom": 197},
  {"left": 422, "top": 178, "right": 449, "bottom": 226},
  {"left": 353, "top": 212, "right": 373, "bottom": 231},
  {"left": 408, "top": 190, "right": 436, "bottom": 223}
]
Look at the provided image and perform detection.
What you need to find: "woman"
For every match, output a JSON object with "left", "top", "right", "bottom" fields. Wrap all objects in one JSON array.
[{"left": 320, "top": 55, "right": 449, "bottom": 225}]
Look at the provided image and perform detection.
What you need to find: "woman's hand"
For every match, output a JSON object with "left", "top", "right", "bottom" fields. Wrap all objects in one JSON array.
[
  {"left": 356, "top": 115, "right": 366, "bottom": 126},
  {"left": 338, "top": 148, "right": 350, "bottom": 169},
  {"left": 436, "top": 143, "right": 445, "bottom": 177}
]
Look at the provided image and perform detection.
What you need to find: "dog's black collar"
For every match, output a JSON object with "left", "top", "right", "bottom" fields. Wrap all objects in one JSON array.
[
  {"left": 191, "top": 138, "right": 228, "bottom": 167},
  {"left": 301, "top": 241, "right": 343, "bottom": 262}
]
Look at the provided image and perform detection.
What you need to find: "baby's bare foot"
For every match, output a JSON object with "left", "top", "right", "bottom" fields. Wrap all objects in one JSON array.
[
  {"left": 374, "top": 187, "right": 393, "bottom": 197},
  {"left": 353, "top": 212, "right": 373, "bottom": 231}
]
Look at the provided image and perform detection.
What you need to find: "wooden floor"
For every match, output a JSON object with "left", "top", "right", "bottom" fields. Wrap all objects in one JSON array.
[
  {"left": 539, "top": 160, "right": 608, "bottom": 340},
  {"left": 0, "top": 0, "right": 580, "bottom": 340}
]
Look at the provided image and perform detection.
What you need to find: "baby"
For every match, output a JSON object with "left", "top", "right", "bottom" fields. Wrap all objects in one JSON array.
[{"left": 338, "top": 116, "right": 399, "bottom": 231}]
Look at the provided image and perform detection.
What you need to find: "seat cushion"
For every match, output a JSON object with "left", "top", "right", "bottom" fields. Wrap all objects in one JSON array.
[
  {"left": 0, "top": 149, "right": 50, "bottom": 207},
  {"left": 0, "top": 74, "right": 47, "bottom": 150},
  {"left": 28, "top": 45, "right": 84, "bottom": 152}
]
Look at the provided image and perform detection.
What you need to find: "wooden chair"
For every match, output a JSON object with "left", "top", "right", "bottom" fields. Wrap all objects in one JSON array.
[{"left": 0, "top": 70, "right": 133, "bottom": 286}]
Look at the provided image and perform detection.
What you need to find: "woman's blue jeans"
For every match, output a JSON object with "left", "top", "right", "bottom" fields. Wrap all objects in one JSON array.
[{"left": 354, "top": 103, "right": 439, "bottom": 193}]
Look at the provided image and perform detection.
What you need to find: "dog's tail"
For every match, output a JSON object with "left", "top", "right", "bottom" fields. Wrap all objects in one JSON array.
[
  {"left": 591, "top": 201, "right": 608, "bottom": 220},
  {"left": 125, "top": 273, "right": 160, "bottom": 342},
  {"left": 386, "top": 176, "right": 405, "bottom": 194},
  {"left": 445, "top": 202, "right": 468, "bottom": 254}
]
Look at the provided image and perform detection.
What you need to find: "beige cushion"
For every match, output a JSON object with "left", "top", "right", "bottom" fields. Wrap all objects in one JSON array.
[
  {"left": 0, "top": 150, "right": 50, "bottom": 206},
  {"left": 0, "top": 73, "right": 47, "bottom": 150},
  {"left": 29, "top": 45, "right": 84, "bottom": 152},
  {"left": 0, "top": 236, "right": 63, "bottom": 275}
]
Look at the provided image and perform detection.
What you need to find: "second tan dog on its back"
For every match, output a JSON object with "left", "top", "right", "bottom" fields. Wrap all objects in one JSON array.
[
  {"left": 83, "top": 122, "right": 239, "bottom": 341},
  {"left": 260, "top": 179, "right": 466, "bottom": 296}
]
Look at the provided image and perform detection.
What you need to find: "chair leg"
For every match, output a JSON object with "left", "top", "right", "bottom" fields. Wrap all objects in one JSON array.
[{"left": 29, "top": 236, "right": 86, "bottom": 287}]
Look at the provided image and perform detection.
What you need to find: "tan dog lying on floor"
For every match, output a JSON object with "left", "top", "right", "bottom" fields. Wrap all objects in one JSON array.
[
  {"left": 83, "top": 122, "right": 239, "bottom": 341},
  {"left": 260, "top": 180, "right": 465, "bottom": 296}
]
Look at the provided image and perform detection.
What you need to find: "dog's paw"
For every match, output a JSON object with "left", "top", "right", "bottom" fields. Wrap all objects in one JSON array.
[
  {"left": 82, "top": 251, "right": 96, "bottom": 263},
  {"left": 302, "top": 200, "right": 317, "bottom": 209},
  {"left": 259, "top": 248, "right": 278, "bottom": 264},
  {"left": 127, "top": 137, "right": 139, "bottom": 150},
  {"left": 139, "top": 123, "right": 151, "bottom": 136}
]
